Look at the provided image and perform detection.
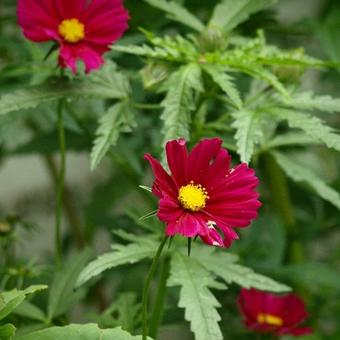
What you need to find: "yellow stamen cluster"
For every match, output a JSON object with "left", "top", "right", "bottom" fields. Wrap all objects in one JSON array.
[
  {"left": 257, "top": 313, "right": 283, "bottom": 327},
  {"left": 178, "top": 181, "right": 209, "bottom": 212},
  {"left": 58, "top": 18, "right": 85, "bottom": 43}
]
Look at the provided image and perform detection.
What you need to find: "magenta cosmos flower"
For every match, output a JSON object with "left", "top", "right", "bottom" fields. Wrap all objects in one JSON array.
[
  {"left": 238, "top": 288, "right": 312, "bottom": 336},
  {"left": 144, "top": 138, "right": 261, "bottom": 247},
  {"left": 17, "top": 0, "right": 129, "bottom": 73}
]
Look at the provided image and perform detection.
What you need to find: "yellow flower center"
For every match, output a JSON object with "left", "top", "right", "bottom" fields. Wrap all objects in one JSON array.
[
  {"left": 58, "top": 18, "right": 85, "bottom": 43},
  {"left": 257, "top": 313, "right": 283, "bottom": 327},
  {"left": 178, "top": 181, "right": 209, "bottom": 212}
]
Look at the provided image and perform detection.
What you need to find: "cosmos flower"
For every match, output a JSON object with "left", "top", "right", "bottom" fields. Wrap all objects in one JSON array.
[
  {"left": 17, "top": 0, "right": 129, "bottom": 73},
  {"left": 144, "top": 138, "right": 261, "bottom": 247},
  {"left": 238, "top": 288, "right": 312, "bottom": 336}
]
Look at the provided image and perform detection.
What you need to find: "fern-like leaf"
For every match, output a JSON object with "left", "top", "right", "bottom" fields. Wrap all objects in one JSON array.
[
  {"left": 203, "top": 65, "right": 242, "bottom": 109},
  {"left": 168, "top": 252, "right": 225, "bottom": 340},
  {"left": 161, "top": 63, "right": 203, "bottom": 143},
  {"left": 270, "top": 108, "right": 340, "bottom": 152},
  {"left": 76, "top": 238, "right": 158, "bottom": 287},
  {"left": 209, "top": 0, "right": 277, "bottom": 33},
  {"left": 90, "top": 101, "right": 136, "bottom": 170},
  {"left": 144, "top": 0, "right": 205, "bottom": 32},
  {"left": 273, "top": 151, "right": 340, "bottom": 210},
  {"left": 232, "top": 110, "right": 263, "bottom": 163}
]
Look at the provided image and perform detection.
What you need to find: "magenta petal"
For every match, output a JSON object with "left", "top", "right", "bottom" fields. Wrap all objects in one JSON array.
[
  {"left": 166, "top": 213, "right": 206, "bottom": 238},
  {"left": 200, "top": 225, "right": 224, "bottom": 247},
  {"left": 166, "top": 139, "right": 188, "bottom": 188}
]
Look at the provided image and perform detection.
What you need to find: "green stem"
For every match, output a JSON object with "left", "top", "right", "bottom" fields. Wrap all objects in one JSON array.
[
  {"left": 55, "top": 98, "right": 66, "bottom": 268},
  {"left": 142, "top": 236, "right": 168, "bottom": 340},
  {"left": 149, "top": 257, "right": 170, "bottom": 339},
  {"left": 261, "top": 152, "right": 304, "bottom": 264}
]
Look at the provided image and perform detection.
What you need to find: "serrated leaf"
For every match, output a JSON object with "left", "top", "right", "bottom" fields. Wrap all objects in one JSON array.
[
  {"left": 273, "top": 151, "right": 340, "bottom": 210},
  {"left": 270, "top": 108, "right": 340, "bottom": 152},
  {"left": 161, "top": 64, "right": 202, "bottom": 143},
  {"left": 77, "top": 238, "right": 158, "bottom": 287},
  {"left": 0, "top": 285, "right": 47, "bottom": 321},
  {"left": 168, "top": 252, "right": 225, "bottom": 340},
  {"left": 232, "top": 110, "right": 262, "bottom": 163},
  {"left": 194, "top": 247, "right": 290, "bottom": 292},
  {"left": 144, "top": 0, "right": 205, "bottom": 32},
  {"left": 0, "top": 62, "right": 129, "bottom": 116},
  {"left": 266, "top": 132, "right": 319, "bottom": 149},
  {"left": 203, "top": 65, "right": 242, "bottom": 109},
  {"left": 14, "top": 324, "right": 148, "bottom": 340},
  {"left": 90, "top": 101, "right": 136, "bottom": 170},
  {"left": 47, "top": 248, "right": 93, "bottom": 320},
  {"left": 209, "top": 0, "right": 277, "bottom": 32},
  {"left": 284, "top": 91, "right": 340, "bottom": 113}
]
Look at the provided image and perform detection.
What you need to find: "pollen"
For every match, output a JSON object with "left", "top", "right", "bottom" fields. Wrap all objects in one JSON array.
[
  {"left": 58, "top": 18, "right": 85, "bottom": 43},
  {"left": 257, "top": 313, "right": 283, "bottom": 327},
  {"left": 178, "top": 181, "right": 209, "bottom": 212}
]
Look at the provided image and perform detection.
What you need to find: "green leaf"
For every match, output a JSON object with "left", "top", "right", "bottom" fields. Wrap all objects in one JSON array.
[
  {"left": 273, "top": 151, "right": 340, "bottom": 210},
  {"left": 232, "top": 110, "right": 262, "bottom": 163},
  {"left": 168, "top": 252, "right": 225, "bottom": 340},
  {"left": 144, "top": 0, "right": 205, "bottom": 32},
  {"left": 203, "top": 65, "right": 242, "bottom": 109},
  {"left": 47, "top": 249, "right": 93, "bottom": 320},
  {"left": 0, "top": 286, "right": 47, "bottom": 321},
  {"left": 13, "top": 300, "right": 46, "bottom": 322},
  {"left": 14, "top": 324, "right": 147, "bottom": 340},
  {"left": 161, "top": 63, "right": 203, "bottom": 143},
  {"left": 284, "top": 91, "right": 340, "bottom": 113},
  {"left": 194, "top": 247, "right": 290, "bottom": 292},
  {"left": 270, "top": 108, "right": 340, "bottom": 152},
  {"left": 0, "top": 62, "right": 129, "bottom": 116},
  {"left": 77, "top": 238, "right": 158, "bottom": 287},
  {"left": 209, "top": 0, "right": 277, "bottom": 33},
  {"left": 90, "top": 101, "right": 136, "bottom": 170},
  {"left": 265, "top": 132, "right": 319, "bottom": 149},
  {"left": 0, "top": 323, "right": 16, "bottom": 339}
]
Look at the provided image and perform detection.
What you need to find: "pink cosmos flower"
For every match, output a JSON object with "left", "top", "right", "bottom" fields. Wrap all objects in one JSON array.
[
  {"left": 17, "top": 0, "right": 129, "bottom": 73},
  {"left": 238, "top": 288, "right": 312, "bottom": 336},
  {"left": 144, "top": 138, "right": 261, "bottom": 247}
]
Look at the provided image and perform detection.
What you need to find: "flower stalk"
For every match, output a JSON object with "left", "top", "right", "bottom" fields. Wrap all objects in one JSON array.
[{"left": 142, "top": 235, "right": 168, "bottom": 340}]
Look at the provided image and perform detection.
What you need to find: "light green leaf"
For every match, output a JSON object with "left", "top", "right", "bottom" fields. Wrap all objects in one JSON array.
[
  {"left": 284, "top": 91, "right": 340, "bottom": 113},
  {"left": 0, "top": 286, "right": 47, "bottom": 321},
  {"left": 209, "top": 0, "right": 277, "bottom": 33},
  {"left": 232, "top": 110, "right": 262, "bottom": 163},
  {"left": 161, "top": 63, "right": 203, "bottom": 143},
  {"left": 47, "top": 248, "right": 93, "bottom": 320},
  {"left": 77, "top": 238, "right": 158, "bottom": 287},
  {"left": 273, "top": 151, "right": 340, "bottom": 210},
  {"left": 14, "top": 324, "right": 147, "bottom": 340},
  {"left": 90, "top": 101, "right": 136, "bottom": 170},
  {"left": 0, "top": 62, "right": 129, "bottom": 116},
  {"left": 270, "top": 108, "right": 340, "bottom": 152},
  {"left": 144, "top": 0, "right": 205, "bottom": 32},
  {"left": 203, "top": 65, "right": 242, "bottom": 109},
  {"left": 0, "top": 323, "right": 16, "bottom": 339},
  {"left": 266, "top": 132, "right": 319, "bottom": 149},
  {"left": 168, "top": 252, "right": 225, "bottom": 340},
  {"left": 13, "top": 300, "right": 46, "bottom": 322}
]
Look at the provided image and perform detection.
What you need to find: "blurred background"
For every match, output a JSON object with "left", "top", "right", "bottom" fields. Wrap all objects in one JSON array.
[{"left": 0, "top": 0, "right": 340, "bottom": 339}]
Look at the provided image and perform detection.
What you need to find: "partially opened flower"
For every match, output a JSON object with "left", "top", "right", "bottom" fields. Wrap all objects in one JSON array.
[
  {"left": 144, "top": 138, "right": 261, "bottom": 248},
  {"left": 238, "top": 288, "right": 312, "bottom": 336},
  {"left": 17, "top": 0, "right": 129, "bottom": 73}
]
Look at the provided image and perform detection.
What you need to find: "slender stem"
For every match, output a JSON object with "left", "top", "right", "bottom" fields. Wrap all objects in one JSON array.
[
  {"left": 142, "top": 236, "right": 168, "bottom": 340},
  {"left": 261, "top": 152, "right": 304, "bottom": 264},
  {"left": 149, "top": 257, "right": 170, "bottom": 339},
  {"left": 55, "top": 98, "right": 66, "bottom": 267}
]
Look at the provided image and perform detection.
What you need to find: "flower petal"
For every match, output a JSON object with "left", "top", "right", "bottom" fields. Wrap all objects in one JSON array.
[{"left": 166, "top": 213, "right": 207, "bottom": 238}]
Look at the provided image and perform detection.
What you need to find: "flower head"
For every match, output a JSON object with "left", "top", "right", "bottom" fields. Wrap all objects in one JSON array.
[
  {"left": 144, "top": 138, "right": 261, "bottom": 247},
  {"left": 238, "top": 288, "right": 312, "bottom": 336},
  {"left": 17, "top": 0, "right": 129, "bottom": 73}
]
